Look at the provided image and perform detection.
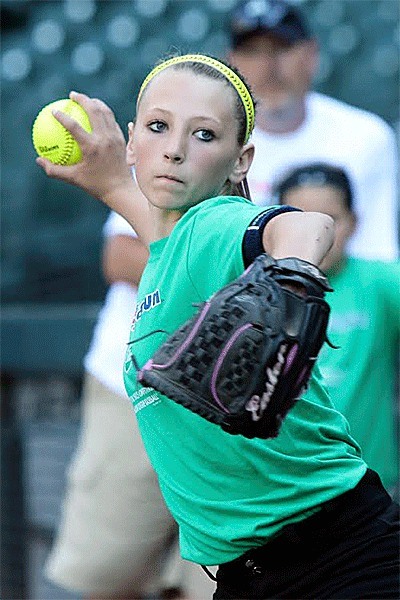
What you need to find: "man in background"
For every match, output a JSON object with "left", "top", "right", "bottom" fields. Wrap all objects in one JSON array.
[{"left": 228, "top": 0, "right": 399, "bottom": 260}]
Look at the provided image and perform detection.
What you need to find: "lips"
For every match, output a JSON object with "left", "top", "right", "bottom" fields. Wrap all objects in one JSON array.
[{"left": 156, "top": 174, "right": 183, "bottom": 183}]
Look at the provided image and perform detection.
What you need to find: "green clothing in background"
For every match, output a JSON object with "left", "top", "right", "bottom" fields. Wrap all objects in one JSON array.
[{"left": 319, "top": 257, "right": 400, "bottom": 492}]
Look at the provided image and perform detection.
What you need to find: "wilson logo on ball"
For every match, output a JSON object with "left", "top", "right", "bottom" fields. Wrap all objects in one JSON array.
[{"left": 32, "top": 98, "right": 92, "bottom": 166}]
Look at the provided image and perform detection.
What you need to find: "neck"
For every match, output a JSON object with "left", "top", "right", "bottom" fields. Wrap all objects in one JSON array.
[
  {"left": 256, "top": 96, "right": 306, "bottom": 134},
  {"left": 151, "top": 206, "right": 182, "bottom": 240}
]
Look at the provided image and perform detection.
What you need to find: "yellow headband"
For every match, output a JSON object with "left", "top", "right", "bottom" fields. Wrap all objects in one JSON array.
[{"left": 137, "top": 54, "right": 255, "bottom": 143}]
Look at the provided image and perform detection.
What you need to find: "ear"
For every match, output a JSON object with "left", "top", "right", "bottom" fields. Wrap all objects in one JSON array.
[
  {"left": 126, "top": 121, "right": 136, "bottom": 166},
  {"left": 228, "top": 143, "right": 255, "bottom": 185},
  {"left": 348, "top": 211, "right": 357, "bottom": 237},
  {"left": 226, "top": 50, "right": 236, "bottom": 65}
]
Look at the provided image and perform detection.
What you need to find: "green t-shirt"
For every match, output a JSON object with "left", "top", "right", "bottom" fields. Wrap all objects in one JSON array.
[
  {"left": 124, "top": 196, "right": 366, "bottom": 566},
  {"left": 319, "top": 257, "right": 400, "bottom": 492}
]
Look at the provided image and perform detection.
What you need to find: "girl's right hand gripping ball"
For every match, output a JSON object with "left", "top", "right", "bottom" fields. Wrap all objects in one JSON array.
[{"left": 32, "top": 99, "right": 92, "bottom": 165}]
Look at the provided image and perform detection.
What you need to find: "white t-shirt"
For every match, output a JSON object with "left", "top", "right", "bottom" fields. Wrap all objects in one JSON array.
[
  {"left": 248, "top": 92, "right": 399, "bottom": 260},
  {"left": 83, "top": 212, "right": 138, "bottom": 396}
]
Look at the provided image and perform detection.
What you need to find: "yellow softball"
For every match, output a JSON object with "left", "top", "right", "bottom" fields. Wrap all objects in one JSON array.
[{"left": 32, "top": 99, "right": 92, "bottom": 165}]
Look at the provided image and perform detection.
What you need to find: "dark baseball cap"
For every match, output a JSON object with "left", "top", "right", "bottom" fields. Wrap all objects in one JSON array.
[{"left": 230, "top": 0, "right": 312, "bottom": 47}]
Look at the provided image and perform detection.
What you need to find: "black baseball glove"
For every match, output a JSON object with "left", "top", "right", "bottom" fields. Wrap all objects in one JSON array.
[{"left": 135, "top": 254, "right": 333, "bottom": 439}]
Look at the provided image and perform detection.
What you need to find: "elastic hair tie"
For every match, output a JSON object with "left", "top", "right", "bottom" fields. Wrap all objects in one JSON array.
[{"left": 137, "top": 54, "right": 255, "bottom": 143}]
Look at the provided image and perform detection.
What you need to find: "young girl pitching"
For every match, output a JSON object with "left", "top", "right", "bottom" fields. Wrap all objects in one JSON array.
[{"left": 37, "top": 54, "right": 399, "bottom": 599}]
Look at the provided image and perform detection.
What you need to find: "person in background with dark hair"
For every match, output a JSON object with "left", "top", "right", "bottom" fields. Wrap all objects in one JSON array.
[
  {"left": 228, "top": 0, "right": 399, "bottom": 261},
  {"left": 274, "top": 162, "right": 400, "bottom": 497}
]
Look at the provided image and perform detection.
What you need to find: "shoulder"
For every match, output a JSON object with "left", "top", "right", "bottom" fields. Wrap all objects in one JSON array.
[
  {"left": 175, "top": 197, "right": 281, "bottom": 287},
  {"left": 103, "top": 211, "right": 137, "bottom": 238},
  {"left": 309, "top": 92, "right": 395, "bottom": 139},
  {"left": 181, "top": 195, "right": 272, "bottom": 232}
]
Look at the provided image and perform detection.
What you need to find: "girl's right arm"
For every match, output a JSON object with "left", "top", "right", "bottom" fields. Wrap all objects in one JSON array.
[
  {"left": 102, "top": 235, "right": 149, "bottom": 286},
  {"left": 35, "top": 92, "right": 154, "bottom": 247}
]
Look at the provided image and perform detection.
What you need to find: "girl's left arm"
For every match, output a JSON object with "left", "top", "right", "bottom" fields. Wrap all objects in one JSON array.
[{"left": 262, "top": 211, "right": 335, "bottom": 267}]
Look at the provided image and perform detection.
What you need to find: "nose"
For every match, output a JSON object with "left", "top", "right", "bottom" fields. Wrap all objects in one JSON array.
[
  {"left": 261, "top": 50, "right": 282, "bottom": 75},
  {"left": 164, "top": 151, "right": 183, "bottom": 163},
  {"left": 163, "top": 130, "right": 186, "bottom": 163}
]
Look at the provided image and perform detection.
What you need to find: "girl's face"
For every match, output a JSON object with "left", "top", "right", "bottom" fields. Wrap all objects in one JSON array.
[
  {"left": 282, "top": 184, "right": 356, "bottom": 273},
  {"left": 127, "top": 69, "right": 254, "bottom": 216}
]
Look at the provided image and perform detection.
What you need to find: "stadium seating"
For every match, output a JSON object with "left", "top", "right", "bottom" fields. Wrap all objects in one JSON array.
[{"left": 1, "top": 0, "right": 398, "bottom": 307}]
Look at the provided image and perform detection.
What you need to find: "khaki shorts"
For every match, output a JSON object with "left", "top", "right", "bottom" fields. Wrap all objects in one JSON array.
[{"left": 44, "top": 373, "right": 216, "bottom": 598}]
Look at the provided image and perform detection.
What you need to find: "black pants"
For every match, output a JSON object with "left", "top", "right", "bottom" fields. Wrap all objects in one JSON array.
[{"left": 213, "top": 470, "right": 400, "bottom": 599}]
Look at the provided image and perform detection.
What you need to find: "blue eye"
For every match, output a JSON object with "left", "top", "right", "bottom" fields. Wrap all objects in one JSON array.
[
  {"left": 195, "top": 129, "right": 214, "bottom": 142},
  {"left": 149, "top": 121, "right": 166, "bottom": 133}
]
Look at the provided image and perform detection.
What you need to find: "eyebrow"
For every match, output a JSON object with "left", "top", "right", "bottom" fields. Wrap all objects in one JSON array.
[{"left": 145, "top": 107, "right": 221, "bottom": 127}]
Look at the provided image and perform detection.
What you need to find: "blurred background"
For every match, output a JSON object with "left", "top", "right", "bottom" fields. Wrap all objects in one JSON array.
[{"left": 1, "top": 1, "right": 399, "bottom": 598}]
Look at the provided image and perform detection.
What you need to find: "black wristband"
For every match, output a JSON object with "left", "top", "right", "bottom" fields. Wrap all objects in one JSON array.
[{"left": 242, "top": 206, "right": 302, "bottom": 268}]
